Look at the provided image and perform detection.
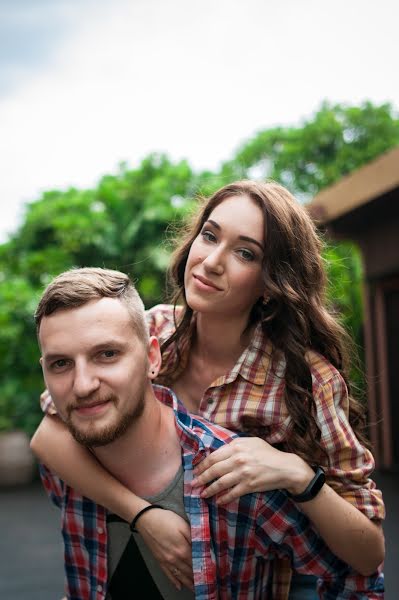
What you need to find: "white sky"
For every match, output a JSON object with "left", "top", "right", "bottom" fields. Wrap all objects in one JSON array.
[{"left": 0, "top": 0, "right": 398, "bottom": 242}]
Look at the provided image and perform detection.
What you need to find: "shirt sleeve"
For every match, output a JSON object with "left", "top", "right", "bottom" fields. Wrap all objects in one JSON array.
[
  {"left": 145, "top": 304, "right": 180, "bottom": 338},
  {"left": 312, "top": 368, "right": 385, "bottom": 520},
  {"left": 39, "top": 463, "right": 65, "bottom": 509},
  {"left": 255, "top": 491, "right": 384, "bottom": 598},
  {"left": 40, "top": 392, "right": 58, "bottom": 415}
]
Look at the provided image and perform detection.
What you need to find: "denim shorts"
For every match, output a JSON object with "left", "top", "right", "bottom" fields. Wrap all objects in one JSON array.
[{"left": 288, "top": 574, "right": 318, "bottom": 600}]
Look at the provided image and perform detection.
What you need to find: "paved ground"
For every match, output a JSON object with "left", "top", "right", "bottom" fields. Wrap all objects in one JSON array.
[{"left": 0, "top": 469, "right": 397, "bottom": 599}]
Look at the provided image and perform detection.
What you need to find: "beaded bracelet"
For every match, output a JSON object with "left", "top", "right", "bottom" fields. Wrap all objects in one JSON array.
[{"left": 129, "top": 504, "right": 165, "bottom": 533}]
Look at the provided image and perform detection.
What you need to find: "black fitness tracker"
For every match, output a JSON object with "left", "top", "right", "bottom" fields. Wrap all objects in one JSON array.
[{"left": 286, "top": 465, "right": 326, "bottom": 502}]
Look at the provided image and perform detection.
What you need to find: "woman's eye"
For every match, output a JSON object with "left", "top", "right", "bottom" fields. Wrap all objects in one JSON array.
[
  {"left": 201, "top": 230, "right": 217, "bottom": 243},
  {"left": 238, "top": 248, "right": 255, "bottom": 261}
]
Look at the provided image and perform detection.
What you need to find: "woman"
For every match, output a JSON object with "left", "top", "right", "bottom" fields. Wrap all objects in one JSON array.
[{"left": 32, "top": 180, "right": 385, "bottom": 599}]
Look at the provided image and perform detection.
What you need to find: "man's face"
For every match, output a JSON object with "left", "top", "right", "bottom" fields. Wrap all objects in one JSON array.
[{"left": 39, "top": 297, "right": 151, "bottom": 447}]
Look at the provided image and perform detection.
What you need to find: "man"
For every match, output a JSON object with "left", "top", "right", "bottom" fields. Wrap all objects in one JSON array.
[{"left": 33, "top": 267, "right": 383, "bottom": 599}]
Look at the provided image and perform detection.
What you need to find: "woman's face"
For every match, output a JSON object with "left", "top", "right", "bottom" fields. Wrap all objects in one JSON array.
[{"left": 184, "top": 195, "right": 265, "bottom": 319}]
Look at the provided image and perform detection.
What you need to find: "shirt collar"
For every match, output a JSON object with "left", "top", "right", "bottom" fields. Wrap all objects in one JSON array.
[
  {"left": 153, "top": 384, "right": 209, "bottom": 466},
  {"left": 219, "top": 321, "right": 273, "bottom": 386}
]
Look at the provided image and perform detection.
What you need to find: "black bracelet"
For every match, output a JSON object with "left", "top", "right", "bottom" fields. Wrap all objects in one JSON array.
[
  {"left": 286, "top": 466, "right": 326, "bottom": 503},
  {"left": 129, "top": 504, "right": 165, "bottom": 533}
]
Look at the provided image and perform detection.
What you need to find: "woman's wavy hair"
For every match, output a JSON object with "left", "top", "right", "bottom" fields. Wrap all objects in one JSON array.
[{"left": 160, "top": 180, "right": 370, "bottom": 462}]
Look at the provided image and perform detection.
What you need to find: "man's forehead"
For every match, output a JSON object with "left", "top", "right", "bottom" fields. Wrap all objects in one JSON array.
[
  {"left": 39, "top": 298, "right": 135, "bottom": 346},
  {"left": 43, "top": 297, "right": 130, "bottom": 323}
]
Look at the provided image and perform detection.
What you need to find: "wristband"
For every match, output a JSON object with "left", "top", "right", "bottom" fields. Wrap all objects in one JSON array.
[
  {"left": 129, "top": 504, "right": 165, "bottom": 533},
  {"left": 286, "top": 466, "right": 325, "bottom": 503}
]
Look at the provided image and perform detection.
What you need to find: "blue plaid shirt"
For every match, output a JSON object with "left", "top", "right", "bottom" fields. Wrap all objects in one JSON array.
[{"left": 40, "top": 386, "right": 384, "bottom": 599}]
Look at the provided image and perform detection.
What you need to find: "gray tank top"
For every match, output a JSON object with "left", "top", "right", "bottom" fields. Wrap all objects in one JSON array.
[{"left": 107, "top": 466, "right": 195, "bottom": 600}]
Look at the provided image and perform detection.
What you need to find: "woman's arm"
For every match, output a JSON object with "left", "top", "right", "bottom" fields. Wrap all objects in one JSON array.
[
  {"left": 291, "top": 473, "right": 385, "bottom": 576},
  {"left": 30, "top": 415, "right": 193, "bottom": 590},
  {"left": 191, "top": 436, "right": 385, "bottom": 575},
  {"left": 31, "top": 415, "right": 147, "bottom": 521},
  {"left": 192, "top": 361, "right": 385, "bottom": 576}
]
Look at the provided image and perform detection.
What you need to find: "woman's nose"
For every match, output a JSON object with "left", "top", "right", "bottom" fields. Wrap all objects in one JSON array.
[{"left": 202, "top": 247, "right": 224, "bottom": 274}]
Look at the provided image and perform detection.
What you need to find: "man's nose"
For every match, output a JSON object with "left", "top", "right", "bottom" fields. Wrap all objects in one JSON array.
[{"left": 73, "top": 362, "right": 100, "bottom": 398}]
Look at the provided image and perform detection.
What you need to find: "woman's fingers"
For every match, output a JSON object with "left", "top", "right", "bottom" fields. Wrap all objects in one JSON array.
[
  {"left": 136, "top": 509, "right": 194, "bottom": 590},
  {"left": 193, "top": 445, "right": 233, "bottom": 478},
  {"left": 165, "top": 563, "right": 194, "bottom": 591},
  {"left": 198, "top": 472, "right": 239, "bottom": 498}
]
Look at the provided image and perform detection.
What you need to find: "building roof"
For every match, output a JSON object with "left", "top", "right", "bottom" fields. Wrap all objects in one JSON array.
[{"left": 307, "top": 146, "right": 399, "bottom": 224}]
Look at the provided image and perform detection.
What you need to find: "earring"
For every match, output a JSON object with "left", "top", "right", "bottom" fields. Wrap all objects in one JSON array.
[{"left": 262, "top": 297, "right": 270, "bottom": 307}]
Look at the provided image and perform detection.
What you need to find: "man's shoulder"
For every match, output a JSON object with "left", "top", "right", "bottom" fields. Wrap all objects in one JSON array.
[{"left": 188, "top": 413, "right": 239, "bottom": 448}]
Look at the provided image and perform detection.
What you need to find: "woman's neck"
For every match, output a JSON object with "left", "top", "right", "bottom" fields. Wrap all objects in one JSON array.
[{"left": 194, "top": 311, "right": 252, "bottom": 366}]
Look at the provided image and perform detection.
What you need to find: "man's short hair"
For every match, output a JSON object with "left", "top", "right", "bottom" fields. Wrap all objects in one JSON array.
[{"left": 35, "top": 267, "right": 149, "bottom": 342}]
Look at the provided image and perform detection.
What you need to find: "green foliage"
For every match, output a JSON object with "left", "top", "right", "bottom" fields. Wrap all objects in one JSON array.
[
  {"left": 0, "top": 277, "right": 43, "bottom": 432},
  {"left": 0, "top": 154, "right": 199, "bottom": 433},
  {"left": 1, "top": 101, "right": 398, "bottom": 433},
  {"left": 221, "top": 100, "right": 399, "bottom": 198},
  {"left": 323, "top": 241, "right": 366, "bottom": 391},
  {"left": 220, "top": 101, "right": 399, "bottom": 388}
]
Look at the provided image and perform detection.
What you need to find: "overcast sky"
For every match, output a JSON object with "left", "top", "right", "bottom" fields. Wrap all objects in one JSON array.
[{"left": 1, "top": 0, "right": 398, "bottom": 242}]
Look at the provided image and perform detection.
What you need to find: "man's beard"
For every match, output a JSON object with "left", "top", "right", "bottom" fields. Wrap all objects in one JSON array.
[{"left": 64, "top": 390, "right": 145, "bottom": 448}]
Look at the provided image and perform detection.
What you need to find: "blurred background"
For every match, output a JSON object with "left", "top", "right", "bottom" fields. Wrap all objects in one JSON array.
[{"left": 0, "top": 0, "right": 398, "bottom": 598}]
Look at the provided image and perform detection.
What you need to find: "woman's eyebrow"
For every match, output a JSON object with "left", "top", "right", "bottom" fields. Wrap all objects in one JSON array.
[{"left": 206, "top": 219, "right": 264, "bottom": 251}]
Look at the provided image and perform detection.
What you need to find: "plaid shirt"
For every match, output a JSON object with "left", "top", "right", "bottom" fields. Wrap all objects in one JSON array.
[
  {"left": 146, "top": 305, "right": 385, "bottom": 598},
  {"left": 41, "top": 385, "right": 384, "bottom": 600}
]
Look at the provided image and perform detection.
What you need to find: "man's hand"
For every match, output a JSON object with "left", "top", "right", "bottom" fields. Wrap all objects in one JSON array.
[{"left": 135, "top": 508, "right": 194, "bottom": 591}]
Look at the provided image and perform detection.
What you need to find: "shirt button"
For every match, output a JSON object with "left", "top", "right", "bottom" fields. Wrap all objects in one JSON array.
[
  {"left": 97, "top": 584, "right": 103, "bottom": 592},
  {"left": 97, "top": 527, "right": 104, "bottom": 534}
]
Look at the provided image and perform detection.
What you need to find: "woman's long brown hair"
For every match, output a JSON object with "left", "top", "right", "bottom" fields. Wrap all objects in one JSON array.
[{"left": 160, "top": 180, "right": 370, "bottom": 463}]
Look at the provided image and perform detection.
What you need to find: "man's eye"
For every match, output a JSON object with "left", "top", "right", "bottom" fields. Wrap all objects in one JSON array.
[
  {"left": 51, "top": 359, "right": 68, "bottom": 370},
  {"left": 102, "top": 350, "right": 117, "bottom": 358}
]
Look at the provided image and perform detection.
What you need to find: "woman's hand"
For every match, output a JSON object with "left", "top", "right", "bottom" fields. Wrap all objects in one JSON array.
[
  {"left": 136, "top": 508, "right": 194, "bottom": 591},
  {"left": 191, "top": 437, "right": 314, "bottom": 504}
]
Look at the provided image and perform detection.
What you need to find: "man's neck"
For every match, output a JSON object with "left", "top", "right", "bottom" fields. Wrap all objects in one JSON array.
[{"left": 92, "top": 394, "right": 182, "bottom": 498}]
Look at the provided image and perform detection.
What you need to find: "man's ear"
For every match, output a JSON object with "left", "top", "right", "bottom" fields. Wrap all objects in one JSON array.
[{"left": 147, "top": 336, "right": 162, "bottom": 380}]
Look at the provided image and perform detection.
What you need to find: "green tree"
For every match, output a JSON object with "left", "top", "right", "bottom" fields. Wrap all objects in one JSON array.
[
  {"left": 221, "top": 101, "right": 399, "bottom": 198},
  {"left": 2, "top": 154, "right": 198, "bottom": 304},
  {"left": 0, "top": 154, "right": 200, "bottom": 433},
  {"left": 0, "top": 276, "right": 43, "bottom": 432},
  {"left": 1, "top": 101, "right": 398, "bottom": 434},
  {"left": 220, "top": 101, "right": 399, "bottom": 386}
]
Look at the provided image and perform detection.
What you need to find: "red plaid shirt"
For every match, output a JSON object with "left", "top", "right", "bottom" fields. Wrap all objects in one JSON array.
[
  {"left": 41, "top": 305, "right": 385, "bottom": 599},
  {"left": 146, "top": 305, "right": 385, "bottom": 598},
  {"left": 41, "top": 386, "right": 384, "bottom": 599}
]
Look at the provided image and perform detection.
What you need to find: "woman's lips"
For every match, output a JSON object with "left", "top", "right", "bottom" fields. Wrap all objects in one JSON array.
[{"left": 193, "top": 274, "right": 222, "bottom": 291}]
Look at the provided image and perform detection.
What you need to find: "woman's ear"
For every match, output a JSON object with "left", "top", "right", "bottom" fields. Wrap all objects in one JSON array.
[
  {"left": 262, "top": 294, "right": 270, "bottom": 307},
  {"left": 147, "top": 336, "right": 162, "bottom": 380}
]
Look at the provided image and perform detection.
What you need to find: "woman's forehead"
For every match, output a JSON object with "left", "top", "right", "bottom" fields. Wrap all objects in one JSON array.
[{"left": 207, "top": 195, "right": 265, "bottom": 238}]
